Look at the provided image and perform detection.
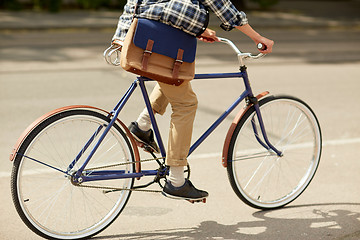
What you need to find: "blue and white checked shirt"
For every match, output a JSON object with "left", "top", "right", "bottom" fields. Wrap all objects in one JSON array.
[{"left": 112, "top": 0, "right": 248, "bottom": 41}]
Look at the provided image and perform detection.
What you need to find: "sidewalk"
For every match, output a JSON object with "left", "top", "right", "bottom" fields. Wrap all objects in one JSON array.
[{"left": 0, "top": 0, "right": 359, "bottom": 31}]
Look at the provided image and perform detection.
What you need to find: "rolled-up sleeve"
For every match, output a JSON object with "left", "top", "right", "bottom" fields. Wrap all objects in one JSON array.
[{"left": 200, "top": 0, "right": 248, "bottom": 31}]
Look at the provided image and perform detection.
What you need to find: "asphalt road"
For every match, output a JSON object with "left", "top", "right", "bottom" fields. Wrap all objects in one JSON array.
[{"left": 1, "top": 28, "right": 360, "bottom": 239}]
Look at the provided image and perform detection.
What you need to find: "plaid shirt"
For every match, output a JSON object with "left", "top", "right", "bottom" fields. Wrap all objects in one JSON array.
[{"left": 112, "top": 0, "right": 248, "bottom": 41}]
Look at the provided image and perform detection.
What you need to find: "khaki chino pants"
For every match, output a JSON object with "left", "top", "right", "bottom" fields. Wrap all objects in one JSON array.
[{"left": 149, "top": 81, "right": 198, "bottom": 167}]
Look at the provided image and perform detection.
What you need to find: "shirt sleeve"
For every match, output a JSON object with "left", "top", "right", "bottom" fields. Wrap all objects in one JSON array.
[
  {"left": 199, "top": 0, "right": 248, "bottom": 31},
  {"left": 112, "top": 0, "right": 137, "bottom": 42}
]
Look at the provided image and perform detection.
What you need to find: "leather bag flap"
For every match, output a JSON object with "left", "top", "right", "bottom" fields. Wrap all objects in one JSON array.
[{"left": 133, "top": 18, "right": 197, "bottom": 63}]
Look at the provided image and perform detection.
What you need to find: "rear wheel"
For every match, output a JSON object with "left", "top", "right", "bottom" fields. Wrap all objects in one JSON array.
[
  {"left": 227, "top": 95, "right": 322, "bottom": 209},
  {"left": 11, "top": 109, "right": 135, "bottom": 239}
]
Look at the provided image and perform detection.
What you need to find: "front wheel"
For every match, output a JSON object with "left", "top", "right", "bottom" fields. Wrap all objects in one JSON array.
[
  {"left": 227, "top": 95, "right": 322, "bottom": 209},
  {"left": 11, "top": 109, "right": 135, "bottom": 239}
]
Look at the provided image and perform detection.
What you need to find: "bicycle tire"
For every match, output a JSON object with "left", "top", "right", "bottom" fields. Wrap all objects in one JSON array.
[
  {"left": 11, "top": 109, "right": 135, "bottom": 239},
  {"left": 227, "top": 95, "right": 322, "bottom": 209}
]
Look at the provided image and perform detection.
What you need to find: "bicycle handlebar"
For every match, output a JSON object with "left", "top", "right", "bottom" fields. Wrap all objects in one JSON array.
[
  {"left": 103, "top": 44, "right": 121, "bottom": 66},
  {"left": 217, "top": 37, "right": 265, "bottom": 66},
  {"left": 103, "top": 37, "right": 264, "bottom": 66}
]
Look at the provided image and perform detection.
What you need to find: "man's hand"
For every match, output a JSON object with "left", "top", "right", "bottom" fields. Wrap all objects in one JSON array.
[
  {"left": 255, "top": 36, "right": 274, "bottom": 54},
  {"left": 198, "top": 28, "right": 220, "bottom": 43},
  {"left": 235, "top": 24, "right": 274, "bottom": 54}
]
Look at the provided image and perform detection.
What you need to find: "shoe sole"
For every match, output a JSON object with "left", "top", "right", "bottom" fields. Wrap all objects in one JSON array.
[{"left": 161, "top": 191, "right": 208, "bottom": 202}]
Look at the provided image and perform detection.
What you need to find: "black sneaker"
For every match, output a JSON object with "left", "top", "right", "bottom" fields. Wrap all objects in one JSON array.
[
  {"left": 162, "top": 179, "right": 209, "bottom": 201},
  {"left": 128, "top": 122, "right": 160, "bottom": 153}
]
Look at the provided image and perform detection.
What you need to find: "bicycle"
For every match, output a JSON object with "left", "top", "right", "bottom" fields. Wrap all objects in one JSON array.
[{"left": 10, "top": 37, "right": 322, "bottom": 240}]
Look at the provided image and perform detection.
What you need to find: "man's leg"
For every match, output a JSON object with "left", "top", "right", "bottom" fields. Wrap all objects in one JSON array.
[
  {"left": 156, "top": 81, "right": 208, "bottom": 201},
  {"left": 157, "top": 81, "right": 197, "bottom": 167},
  {"left": 130, "top": 81, "right": 208, "bottom": 200}
]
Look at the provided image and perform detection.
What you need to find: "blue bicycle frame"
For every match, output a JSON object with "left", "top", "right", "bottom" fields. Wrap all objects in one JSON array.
[{"left": 70, "top": 66, "right": 282, "bottom": 183}]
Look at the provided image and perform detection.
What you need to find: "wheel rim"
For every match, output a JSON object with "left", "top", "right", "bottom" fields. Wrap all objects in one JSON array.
[
  {"left": 231, "top": 98, "right": 321, "bottom": 208},
  {"left": 15, "top": 112, "right": 134, "bottom": 239}
]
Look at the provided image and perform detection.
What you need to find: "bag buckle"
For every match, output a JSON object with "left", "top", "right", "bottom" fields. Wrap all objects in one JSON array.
[{"left": 144, "top": 50, "right": 152, "bottom": 55}]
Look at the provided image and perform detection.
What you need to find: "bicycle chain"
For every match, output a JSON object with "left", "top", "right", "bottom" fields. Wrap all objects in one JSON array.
[
  {"left": 77, "top": 183, "right": 162, "bottom": 193},
  {"left": 84, "top": 156, "right": 165, "bottom": 171},
  {"left": 77, "top": 156, "right": 166, "bottom": 193}
]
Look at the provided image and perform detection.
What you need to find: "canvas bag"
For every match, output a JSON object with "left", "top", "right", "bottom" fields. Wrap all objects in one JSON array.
[{"left": 120, "top": 18, "right": 197, "bottom": 86}]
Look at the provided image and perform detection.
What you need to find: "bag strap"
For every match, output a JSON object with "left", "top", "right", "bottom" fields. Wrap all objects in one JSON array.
[
  {"left": 172, "top": 49, "right": 184, "bottom": 79},
  {"left": 141, "top": 38, "right": 186, "bottom": 79},
  {"left": 142, "top": 39, "right": 154, "bottom": 71},
  {"left": 134, "top": 0, "right": 142, "bottom": 17}
]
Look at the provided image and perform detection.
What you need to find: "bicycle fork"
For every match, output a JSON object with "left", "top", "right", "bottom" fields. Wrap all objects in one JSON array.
[
  {"left": 242, "top": 66, "right": 283, "bottom": 157},
  {"left": 246, "top": 96, "right": 283, "bottom": 157}
]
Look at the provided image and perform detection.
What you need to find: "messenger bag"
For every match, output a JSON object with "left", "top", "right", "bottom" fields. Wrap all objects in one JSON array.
[{"left": 120, "top": 18, "right": 197, "bottom": 86}]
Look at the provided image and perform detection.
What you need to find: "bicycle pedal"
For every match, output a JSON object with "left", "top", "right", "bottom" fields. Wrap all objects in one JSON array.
[
  {"left": 143, "top": 145, "right": 154, "bottom": 153},
  {"left": 187, "top": 198, "right": 206, "bottom": 204},
  {"left": 134, "top": 140, "right": 154, "bottom": 153}
]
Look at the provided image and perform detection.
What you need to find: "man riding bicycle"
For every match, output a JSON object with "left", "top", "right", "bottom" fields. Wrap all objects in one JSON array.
[{"left": 111, "top": 0, "right": 274, "bottom": 202}]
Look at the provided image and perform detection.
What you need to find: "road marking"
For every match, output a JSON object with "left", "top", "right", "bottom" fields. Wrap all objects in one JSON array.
[
  {"left": 322, "top": 137, "right": 360, "bottom": 146},
  {"left": 0, "top": 172, "right": 10, "bottom": 178},
  {"left": 2, "top": 137, "right": 360, "bottom": 178}
]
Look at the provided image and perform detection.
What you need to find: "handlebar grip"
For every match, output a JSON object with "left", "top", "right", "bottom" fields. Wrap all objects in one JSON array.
[{"left": 257, "top": 43, "right": 267, "bottom": 51}]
